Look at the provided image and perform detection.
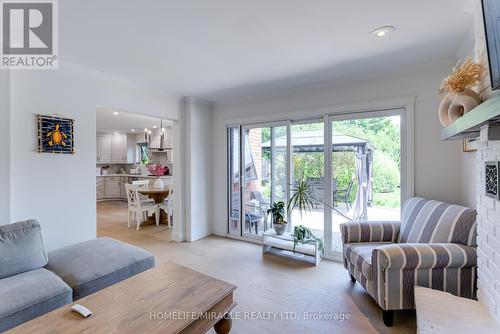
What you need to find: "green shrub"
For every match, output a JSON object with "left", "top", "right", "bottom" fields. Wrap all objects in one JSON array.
[{"left": 372, "top": 151, "right": 400, "bottom": 193}]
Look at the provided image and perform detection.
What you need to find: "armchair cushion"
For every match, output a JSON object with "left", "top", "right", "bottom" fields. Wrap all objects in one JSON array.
[
  {"left": 399, "top": 197, "right": 477, "bottom": 246},
  {"left": 345, "top": 242, "right": 393, "bottom": 279},
  {"left": 340, "top": 221, "right": 400, "bottom": 244},
  {"left": 373, "top": 243, "right": 477, "bottom": 270},
  {"left": 372, "top": 243, "right": 477, "bottom": 310}
]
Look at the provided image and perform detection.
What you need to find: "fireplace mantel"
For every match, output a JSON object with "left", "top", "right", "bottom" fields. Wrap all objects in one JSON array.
[{"left": 442, "top": 91, "right": 500, "bottom": 140}]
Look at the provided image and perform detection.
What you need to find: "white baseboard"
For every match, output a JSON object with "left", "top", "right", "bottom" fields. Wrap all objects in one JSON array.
[{"left": 171, "top": 231, "right": 185, "bottom": 242}]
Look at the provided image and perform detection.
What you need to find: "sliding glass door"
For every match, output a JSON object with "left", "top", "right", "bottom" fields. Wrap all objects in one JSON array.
[
  {"left": 325, "top": 111, "right": 402, "bottom": 258},
  {"left": 228, "top": 108, "right": 405, "bottom": 260},
  {"left": 290, "top": 121, "right": 325, "bottom": 239},
  {"left": 228, "top": 122, "right": 290, "bottom": 239}
]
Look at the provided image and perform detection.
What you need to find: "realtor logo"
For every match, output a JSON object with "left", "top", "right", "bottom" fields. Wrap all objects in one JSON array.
[{"left": 1, "top": 0, "right": 58, "bottom": 69}]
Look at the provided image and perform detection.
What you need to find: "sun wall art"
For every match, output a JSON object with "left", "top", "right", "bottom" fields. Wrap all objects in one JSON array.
[{"left": 37, "top": 115, "right": 75, "bottom": 154}]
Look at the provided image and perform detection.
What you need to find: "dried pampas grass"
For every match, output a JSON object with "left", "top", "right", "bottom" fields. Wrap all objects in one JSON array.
[{"left": 439, "top": 58, "right": 483, "bottom": 94}]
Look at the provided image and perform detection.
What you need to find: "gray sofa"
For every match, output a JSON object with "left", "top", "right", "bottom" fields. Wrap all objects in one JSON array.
[{"left": 0, "top": 220, "right": 155, "bottom": 332}]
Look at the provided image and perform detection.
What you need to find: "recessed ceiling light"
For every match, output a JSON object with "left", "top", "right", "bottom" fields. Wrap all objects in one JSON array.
[
  {"left": 113, "top": 112, "right": 119, "bottom": 115},
  {"left": 370, "top": 26, "right": 395, "bottom": 38},
  {"left": 152, "top": 125, "right": 158, "bottom": 129},
  {"left": 131, "top": 129, "right": 136, "bottom": 132},
  {"left": 114, "top": 131, "right": 118, "bottom": 134}
]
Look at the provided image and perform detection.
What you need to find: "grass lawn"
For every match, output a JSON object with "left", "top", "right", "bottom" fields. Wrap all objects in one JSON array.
[{"left": 372, "top": 190, "right": 400, "bottom": 209}]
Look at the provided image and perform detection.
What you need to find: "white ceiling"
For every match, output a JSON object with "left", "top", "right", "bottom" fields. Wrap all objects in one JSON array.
[
  {"left": 61, "top": 0, "right": 473, "bottom": 100},
  {"left": 96, "top": 107, "right": 172, "bottom": 134}
]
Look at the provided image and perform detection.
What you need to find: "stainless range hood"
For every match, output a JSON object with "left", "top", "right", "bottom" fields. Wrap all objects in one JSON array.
[{"left": 442, "top": 92, "right": 500, "bottom": 140}]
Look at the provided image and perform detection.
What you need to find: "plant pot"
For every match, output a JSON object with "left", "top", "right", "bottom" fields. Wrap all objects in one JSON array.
[
  {"left": 153, "top": 178, "right": 164, "bottom": 189},
  {"left": 273, "top": 223, "right": 287, "bottom": 235}
]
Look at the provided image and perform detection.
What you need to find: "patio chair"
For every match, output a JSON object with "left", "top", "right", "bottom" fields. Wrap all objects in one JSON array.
[
  {"left": 244, "top": 202, "right": 271, "bottom": 235},
  {"left": 334, "top": 178, "right": 354, "bottom": 210},
  {"left": 230, "top": 195, "right": 270, "bottom": 235},
  {"left": 307, "top": 177, "right": 324, "bottom": 209}
]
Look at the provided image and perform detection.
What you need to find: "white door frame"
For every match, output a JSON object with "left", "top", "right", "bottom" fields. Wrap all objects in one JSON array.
[
  {"left": 323, "top": 106, "right": 414, "bottom": 260},
  {"left": 233, "top": 121, "right": 291, "bottom": 242},
  {"left": 225, "top": 97, "right": 415, "bottom": 262}
]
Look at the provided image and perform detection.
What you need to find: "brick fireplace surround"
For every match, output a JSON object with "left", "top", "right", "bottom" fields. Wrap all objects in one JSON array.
[{"left": 476, "top": 129, "right": 500, "bottom": 324}]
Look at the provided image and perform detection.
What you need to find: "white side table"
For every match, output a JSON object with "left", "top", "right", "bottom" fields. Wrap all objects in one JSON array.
[
  {"left": 415, "top": 286, "right": 500, "bottom": 334},
  {"left": 262, "top": 229, "right": 322, "bottom": 266}
]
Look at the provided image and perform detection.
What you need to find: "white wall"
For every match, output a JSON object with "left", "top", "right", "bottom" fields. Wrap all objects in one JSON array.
[
  {"left": 0, "top": 70, "right": 10, "bottom": 223},
  {"left": 211, "top": 59, "right": 465, "bottom": 236},
  {"left": 184, "top": 97, "right": 213, "bottom": 241},
  {"left": 455, "top": 0, "right": 496, "bottom": 209},
  {"left": 9, "top": 62, "right": 181, "bottom": 250}
]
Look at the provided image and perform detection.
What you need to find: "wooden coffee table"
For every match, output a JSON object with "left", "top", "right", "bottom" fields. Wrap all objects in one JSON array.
[{"left": 8, "top": 262, "right": 237, "bottom": 334}]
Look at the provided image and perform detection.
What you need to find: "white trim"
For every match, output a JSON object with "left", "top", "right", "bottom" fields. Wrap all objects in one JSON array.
[
  {"left": 286, "top": 121, "right": 292, "bottom": 231},
  {"left": 324, "top": 115, "right": 334, "bottom": 259},
  {"left": 171, "top": 118, "right": 184, "bottom": 242},
  {"left": 171, "top": 231, "right": 185, "bottom": 242},
  {"left": 327, "top": 98, "right": 415, "bottom": 207},
  {"left": 227, "top": 234, "right": 264, "bottom": 245},
  {"left": 401, "top": 99, "right": 415, "bottom": 202}
]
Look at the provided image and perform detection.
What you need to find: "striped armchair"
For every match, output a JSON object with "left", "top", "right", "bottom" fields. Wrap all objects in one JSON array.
[{"left": 340, "top": 197, "right": 477, "bottom": 326}]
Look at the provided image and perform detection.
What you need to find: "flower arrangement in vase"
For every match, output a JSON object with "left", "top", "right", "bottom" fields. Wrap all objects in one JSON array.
[{"left": 147, "top": 164, "right": 168, "bottom": 189}]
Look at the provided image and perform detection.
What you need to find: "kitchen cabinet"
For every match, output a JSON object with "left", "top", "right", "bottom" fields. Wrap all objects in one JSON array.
[
  {"left": 111, "top": 134, "right": 127, "bottom": 163},
  {"left": 96, "top": 134, "right": 134, "bottom": 164},
  {"left": 104, "top": 177, "right": 121, "bottom": 198},
  {"left": 96, "top": 177, "right": 104, "bottom": 200},
  {"left": 120, "top": 177, "right": 128, "bottom": 199},
  {"left": 164, "top": 129, "right": 173, "bottom": 148},
  {"left": 96, "top": 135, "right": 112, "bottom": 163},
  {"left": 149, "top": 128, "right": 173, "bottom": 149},
  {"left": 97, "top": 175, "right": 173, "bottom": 202},
  {"left": 149, "top": 132, "right": 161, "bottom": 150}
]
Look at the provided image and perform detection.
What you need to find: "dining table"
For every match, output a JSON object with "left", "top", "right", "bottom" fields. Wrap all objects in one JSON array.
[{"left": 138, "top": 187, "right": 171, "bottom": 225}]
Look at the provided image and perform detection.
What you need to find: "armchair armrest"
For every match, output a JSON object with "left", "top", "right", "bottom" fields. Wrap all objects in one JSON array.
[
  {"left": 340, "top": 221, "right": 400, "bottom": 244},
  {"left": 373, "top": 243, "right": 477, "bottom": 270}
]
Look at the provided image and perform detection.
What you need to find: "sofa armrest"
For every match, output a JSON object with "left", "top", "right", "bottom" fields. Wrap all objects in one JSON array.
[
  {"left": 373, "top": 243, "right": 477, "bottom": 270},
  {"left": 340, "top": 221, "right": 400, "bottom": 244}
]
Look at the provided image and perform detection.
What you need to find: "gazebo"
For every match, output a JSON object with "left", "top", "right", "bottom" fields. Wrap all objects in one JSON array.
[{"left": 262, "top": 129, "right": 374, "bottom": 220}]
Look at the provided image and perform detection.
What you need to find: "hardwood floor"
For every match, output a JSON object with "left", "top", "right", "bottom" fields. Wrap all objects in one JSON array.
[{"left": 97, "top": 201, "right": 416, "bottom": 334}]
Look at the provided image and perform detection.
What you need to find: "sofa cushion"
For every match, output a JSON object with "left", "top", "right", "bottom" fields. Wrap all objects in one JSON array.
[
  {"left": 345, "top": 242, "right": 393, "bottom": 279},
  {"left": 399, "top": 197, "right": 477, "bottom": 246},
  {"left": 46, "top": 237, "right": 155, "bottom": 300},
  {"left": 0, "top": 268, "right": 73, "bottom": 333},
  {"left": 0, "top": 220, "right": 48, "bottom": 279}
]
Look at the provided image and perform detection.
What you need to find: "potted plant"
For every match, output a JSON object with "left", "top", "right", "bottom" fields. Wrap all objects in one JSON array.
[
  {"left": 267, "top": 201, "right": 287, "bottom": 235},
  {"left": 287, "top": 179, "right": 331, "bottom": 252}
]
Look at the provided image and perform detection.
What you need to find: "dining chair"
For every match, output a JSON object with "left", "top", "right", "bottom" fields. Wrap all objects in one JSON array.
[
  {"left": 132, "top": 180, "right": 155, "bottom": 205},
  {"left": 125, "top": 184, "right": 158, "bottom": 230},
  {"left": 157, "top": 188, "right": 173, "bottom": 227}
]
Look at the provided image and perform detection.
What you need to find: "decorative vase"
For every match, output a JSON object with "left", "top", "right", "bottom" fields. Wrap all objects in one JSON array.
[
  {"left": 439, "top": 89, "right": 481, "bottom": 126},
  {"left": 153, "top": 178, "right": 164, "bottom": 189},
  {"left": 273, "top": 222, "right": 287, "bottom": 235}
]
